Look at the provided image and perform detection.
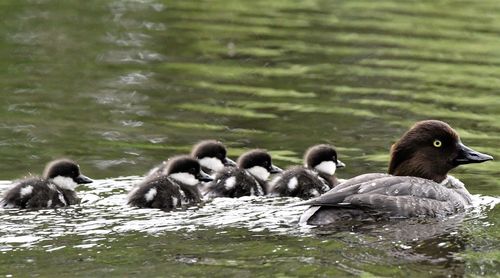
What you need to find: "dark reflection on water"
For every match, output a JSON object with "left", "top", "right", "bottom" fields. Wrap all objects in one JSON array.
[{"left": 0, "top": 0, "right": 500, "bottom": 276}]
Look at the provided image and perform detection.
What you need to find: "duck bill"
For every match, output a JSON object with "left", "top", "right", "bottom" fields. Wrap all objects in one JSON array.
[
  {"left": 223, "top": 157, "right": 237, "bottom": 167},
  {"left": 197, "top": 170, "right": 213, "bottom": 182},
  {"left": 336, "top": 160, "right": 346, "bottom": 169},
  {"left": 74, "top": 174, "right": 93, "bottom": 184},
  {"left": 453, "top": 142, "right": 493, "bottom": 166},
  {"left": 269, "top": 164, "right": 282, "bottom": 174}
]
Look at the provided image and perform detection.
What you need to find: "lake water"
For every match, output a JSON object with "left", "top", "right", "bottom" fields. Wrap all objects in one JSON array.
[{"left": 0, "top": 0, "right": 499, "bottom": 276}]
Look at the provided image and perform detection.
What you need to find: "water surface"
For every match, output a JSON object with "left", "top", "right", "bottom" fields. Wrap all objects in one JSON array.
[{"left": 0, "top": 0, "right": 499, "bottom": 276}]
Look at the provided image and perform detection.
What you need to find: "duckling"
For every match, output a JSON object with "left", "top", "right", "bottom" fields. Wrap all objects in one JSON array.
[
  {"left": 203, "top": 149, "right": 282, "bottom": 198},
  {"left": 268, "top": 144, "right": 345, "bottom": 198},
  {"left": 191, "top": 140, "right": 236, "bottom": 175},
  {"left": 0, "top": 159, "right": 92, "bottom": 209},
  {"left": 128, "top": 155, "right": 212, "bottom": 210},
  {"left": 146, "top": 140, "right": 236, "bottom": 179},
  {"left": 299, "top": 120, "right": 493, "bottom": 225}
]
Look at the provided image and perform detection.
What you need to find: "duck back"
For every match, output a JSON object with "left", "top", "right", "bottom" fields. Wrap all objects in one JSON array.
[{"left": 300, "top": 173, "right": 473, "bottom": 225}]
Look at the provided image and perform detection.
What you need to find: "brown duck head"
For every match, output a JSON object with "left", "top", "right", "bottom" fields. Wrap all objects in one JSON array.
[{"left": 388, "top": 120, "right": 493, "bottom": 183}]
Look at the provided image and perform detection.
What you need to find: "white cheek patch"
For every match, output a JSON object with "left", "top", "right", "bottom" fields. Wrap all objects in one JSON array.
[
  {"left": 144, "top": 188, "right": 157, "bottom": 202},
  {"left": 199, "top": 157, "right": 225, "bottom": 172},
  {"left": 224, "top": 176, "right": 236, "bottom": 190},
  {"left": 20, "top": 185, "right": 33, "bottom": 197},
  {"left": 288, "top": 177, "right": 298, "bottom": 191},
  {"left": 314, "top": 161, "right": 337, "bottom": 176},
  {"left": 169, "top": 173, "right": 199, "bottom": 186},
  {"left": 52, "top": 176, "right": 78, "bottom": 191},
  {"left": 247, "top": 166, "right": 270, "bottom": 181}
]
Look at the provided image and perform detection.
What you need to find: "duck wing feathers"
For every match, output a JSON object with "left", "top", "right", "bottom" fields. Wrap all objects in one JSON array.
[{"left": 299, "top": 173, "right": 472, "bottom": 224}]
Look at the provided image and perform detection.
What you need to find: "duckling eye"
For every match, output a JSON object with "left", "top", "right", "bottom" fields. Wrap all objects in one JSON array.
[{"left": 433, "top": 139, "right": 442, "bottom": 148}]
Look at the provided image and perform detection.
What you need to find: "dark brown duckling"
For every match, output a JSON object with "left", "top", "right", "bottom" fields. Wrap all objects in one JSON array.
[
  {"left": 0, "top": 159, "right": 93, "bottom": 209},
  {"left": 128, "top": 155, "right": 212, "bottom": 210},
  {"left": 203, "top": 149, "right": 282, "bottom": 198},
  {"left": 267, "top": 144, "right": 345, "bottom": 198},
  {"left": 191, "top": 140, "right": 236, "bottom": 175},
  {"left": 146, "top": 140, "right": 236, "bottom": 179},
  {"left": 299, "top": 120, "right": 493, "bottom": 225}
]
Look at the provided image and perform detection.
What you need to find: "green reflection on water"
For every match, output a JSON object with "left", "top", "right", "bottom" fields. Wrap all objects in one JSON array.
[{"left": 0, "top": 0, "right": 499, "bottom": 276}]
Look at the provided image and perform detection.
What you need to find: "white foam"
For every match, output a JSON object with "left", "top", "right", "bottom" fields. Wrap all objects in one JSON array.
[
  {"left": 247, "top": 166, "right": 270, "bottom": 181},
  {"left": 199, "top": 157, "right": 225, "bottom": 172},
  {"left": 314, "top": 161, "right": 336, "bottom": 176},
  {"left": 20, "top": 185, "right": 33, "bottom": 197},
  {"left": 144, "top": 188, "right": 157, "bottom": 202},
  {"left": 47, "top": 200, "right": 52, "bottom": 208},
  {"left": 169, "top": 173, "right": 198, "bottom": 186}
]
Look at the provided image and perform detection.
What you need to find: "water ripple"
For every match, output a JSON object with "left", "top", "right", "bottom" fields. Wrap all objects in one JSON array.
[{"left": 0, "top": 177, "right": 497, "bottom": 252}]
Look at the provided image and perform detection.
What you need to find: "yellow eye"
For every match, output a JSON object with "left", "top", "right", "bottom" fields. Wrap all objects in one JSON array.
[{"left": 433, "top": 139, "right": 442, "bottom": 148}]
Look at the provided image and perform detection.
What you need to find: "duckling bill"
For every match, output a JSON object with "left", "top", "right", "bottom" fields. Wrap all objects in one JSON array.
[{"left": 299, "top": 120, "right": 493, "bottom": 225}]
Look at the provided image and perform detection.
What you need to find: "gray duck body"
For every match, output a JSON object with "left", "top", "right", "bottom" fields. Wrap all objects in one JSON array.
[{"left": 300, "top": 173, "right": 473, "bottom": 225}]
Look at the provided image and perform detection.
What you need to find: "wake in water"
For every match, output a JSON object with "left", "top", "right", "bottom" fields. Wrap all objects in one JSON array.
[{"left": 0, "top": 177, "right": 498, "bottom": 252}]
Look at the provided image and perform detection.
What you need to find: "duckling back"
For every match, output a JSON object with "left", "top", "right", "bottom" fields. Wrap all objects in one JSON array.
[
  {"left": 1, "top": 177, "right": 78, "bottom": 209},
  {"left": 128, "top": 175, "right": 200, "bottom": 210},
  {"left": 268, "top": 167, "right": 330, "bottom": 198},
  {"left": 203, "top": 167, "right": 265, "bottom": 198}
]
